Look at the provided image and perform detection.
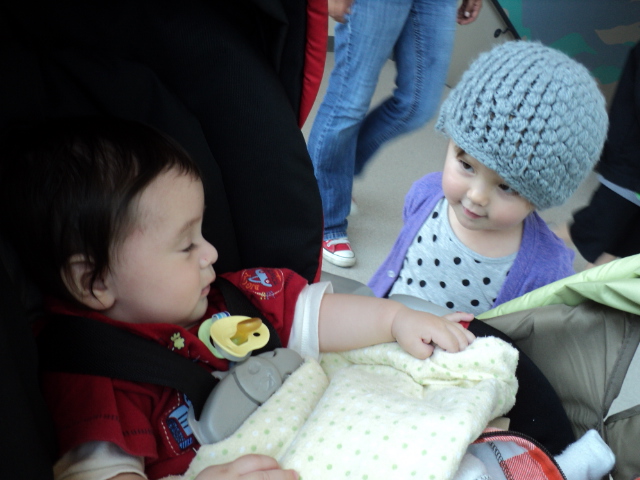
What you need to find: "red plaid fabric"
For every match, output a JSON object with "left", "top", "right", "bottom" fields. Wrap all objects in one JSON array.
[{"left": 471, "top": 430, "right": 566, "bottom": 480}]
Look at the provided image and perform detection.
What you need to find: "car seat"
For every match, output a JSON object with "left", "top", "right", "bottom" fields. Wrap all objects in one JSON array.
[{"left": 0, "top": 1, "right": 326, "bottom": 478}]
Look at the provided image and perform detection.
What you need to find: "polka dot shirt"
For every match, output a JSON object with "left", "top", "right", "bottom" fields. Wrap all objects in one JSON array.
[{"left": 389, "top": 198, "right": 516, "bottom": 316}]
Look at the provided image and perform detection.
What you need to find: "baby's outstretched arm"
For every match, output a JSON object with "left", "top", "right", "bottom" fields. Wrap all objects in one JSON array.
[{"left": 318, "top": 293, "right": 475, "bottom": 359}]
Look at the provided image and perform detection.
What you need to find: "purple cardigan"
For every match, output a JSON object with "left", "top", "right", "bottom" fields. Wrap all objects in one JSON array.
[{"left": 368, "top": 172, "right": 575, "bottom": 307}]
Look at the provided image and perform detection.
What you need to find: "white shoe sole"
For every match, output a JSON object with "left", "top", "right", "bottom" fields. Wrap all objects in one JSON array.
[{"left": 323, "top": 249, "right": 356, "bottom": 268}]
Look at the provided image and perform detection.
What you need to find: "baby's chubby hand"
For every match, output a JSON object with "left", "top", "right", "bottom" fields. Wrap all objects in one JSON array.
[
  {"left": 390, "top": 308, "right": 475, "bottom": 359},
  {"left": 195, "top": 454, "right": 298, "bottom": 480}
]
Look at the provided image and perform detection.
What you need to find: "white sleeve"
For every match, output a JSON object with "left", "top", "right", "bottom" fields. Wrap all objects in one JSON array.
[
  {"left": 54, "top": 441, "right": 146, "bottom": 480},
  {"left": 287, "top": 281, "right": 332, "bottom": 360}
]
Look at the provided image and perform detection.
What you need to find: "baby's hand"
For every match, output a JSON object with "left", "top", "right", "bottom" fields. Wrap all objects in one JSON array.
[
  {"left": 195, "top": 454, "right": 298, "bottom": 480},
  {"left": 391, "top": 308, "right": 475, "bottom": 359}
]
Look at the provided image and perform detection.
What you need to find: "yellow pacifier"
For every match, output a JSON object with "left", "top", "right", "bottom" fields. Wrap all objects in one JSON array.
[{"left": 199, "top": 315, "right": 270, "bottom": 361}]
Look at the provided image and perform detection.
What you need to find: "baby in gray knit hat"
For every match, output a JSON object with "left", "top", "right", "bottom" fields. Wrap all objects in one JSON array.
[{"left": 369, "top": 41, "right": 608, "bottom": 316}]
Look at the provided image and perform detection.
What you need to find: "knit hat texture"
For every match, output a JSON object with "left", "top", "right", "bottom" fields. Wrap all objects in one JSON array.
[{"left": 436, "top": 41, "right": 608, "bottom": 209}]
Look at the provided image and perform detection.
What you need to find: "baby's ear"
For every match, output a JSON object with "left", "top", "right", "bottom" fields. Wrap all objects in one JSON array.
[{"left": 61, "top": 254, "right": 115, "bottom": 310}]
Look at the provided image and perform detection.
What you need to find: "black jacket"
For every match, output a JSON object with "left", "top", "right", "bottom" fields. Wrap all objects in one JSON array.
[{"left": 597, "top": 41, "right": 640, "bottom": 193}]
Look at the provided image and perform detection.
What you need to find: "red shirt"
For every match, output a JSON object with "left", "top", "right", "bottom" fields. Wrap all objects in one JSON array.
[{"left": 40, "top": 268, "right": 307, "bottom": 479}]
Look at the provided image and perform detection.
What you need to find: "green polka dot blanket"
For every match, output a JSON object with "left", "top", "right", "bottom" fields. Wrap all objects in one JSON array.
[{"left": 176, "top": 337, "right": 518, "bottom": 480}]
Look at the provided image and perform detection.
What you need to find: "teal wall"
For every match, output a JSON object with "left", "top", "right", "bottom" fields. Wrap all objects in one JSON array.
[{"left": 491, "top": 0, "right": 640, "bottom": 86}]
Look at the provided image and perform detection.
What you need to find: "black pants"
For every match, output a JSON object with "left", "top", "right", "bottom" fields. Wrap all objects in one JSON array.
[{"left": 570, "top": 184, "right": 640, "bottom": 263}]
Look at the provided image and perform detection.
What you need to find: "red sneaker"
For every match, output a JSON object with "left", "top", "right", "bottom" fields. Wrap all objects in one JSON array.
[{"left": 322, "top": 237, "right": 356, "bottom": 267}]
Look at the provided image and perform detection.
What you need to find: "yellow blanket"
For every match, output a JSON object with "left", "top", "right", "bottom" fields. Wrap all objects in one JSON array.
[{"left": 176, "top": 337, "right": 518, "bottom": 480}]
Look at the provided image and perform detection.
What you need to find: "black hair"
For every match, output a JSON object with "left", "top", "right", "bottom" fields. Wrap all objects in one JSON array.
[{"left": 0, "top": 116, "right": 201, "bottom": 303}]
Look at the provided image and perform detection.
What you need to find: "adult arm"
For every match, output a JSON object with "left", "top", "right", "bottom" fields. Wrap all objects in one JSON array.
[
  {"left": 328, "top": 0, "right": 354, "bottom": 23},
  {"left": 457, "top": 0, "right": 482, "bottom": 25}
]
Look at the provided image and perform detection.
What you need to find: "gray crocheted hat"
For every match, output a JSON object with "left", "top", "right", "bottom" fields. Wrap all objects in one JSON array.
[{"left": 436, "top": 41, "right": 608, "bottom": 209}]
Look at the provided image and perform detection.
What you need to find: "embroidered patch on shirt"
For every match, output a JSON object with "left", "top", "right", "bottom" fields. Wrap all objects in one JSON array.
[
  {"left": 170, "top": 333, "right": 186, "bottom": 350},
  {"left": 240, "top": 268, "right": 284, "bottom": 300},
  {"left": 163, "top": 393, "right": 197, "bottom": 454}
]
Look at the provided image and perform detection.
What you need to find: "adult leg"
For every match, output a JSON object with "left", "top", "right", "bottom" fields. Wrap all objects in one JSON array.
[
  {"left": 354, "top": 0, "right": 457, "bottom": 176},
  {"left": 307, "top": 0, "right": 413, "bottom": 240},
  {"left": 601, "top": 203, "right": 640, "bottom": 259}
]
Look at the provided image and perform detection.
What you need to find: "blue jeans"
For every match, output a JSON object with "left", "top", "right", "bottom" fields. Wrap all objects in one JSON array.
[{"left": 308, "top": 0, "right": 457, "bottom": 240}]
